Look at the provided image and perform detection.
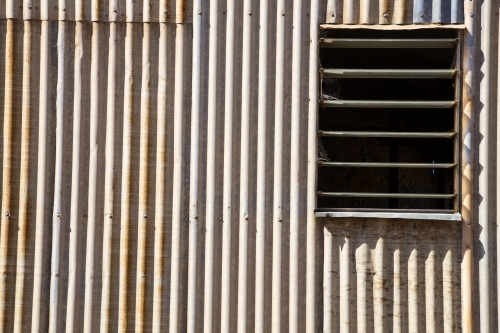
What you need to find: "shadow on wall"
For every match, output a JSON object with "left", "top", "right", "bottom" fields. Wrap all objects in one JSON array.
[{"left": 322, "top": 218, "right": 462, "bottom": 332}]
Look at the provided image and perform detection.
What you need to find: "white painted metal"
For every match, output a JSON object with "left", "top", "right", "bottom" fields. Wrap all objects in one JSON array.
[
  {"left": 306, "top": 0, "right": 320, "bottom": 331},
  {"left": 48, "top": 19, "right": 65, "bottom": 332},
  {"left": 289, "top": 0, "right": 302, "bottom": 330},
  {"left": 135, "top": 20, "right": 151, "bottom": 333},
  {"left": 83, "top": 22, "right": 100, "bottom": 333},
  {"left": 152, "top": 21, "right": 168, "bottom": 332},
  {"left": 169, "top": 22, "right": 185, "bottom": 333},
  {"left": 187, "top": 0, "right": 201, "bottom": 329},
  {"left": 12, "top": 19, "right": 32, "bottom": 333},
  {"left": 478, "top": 0, "right": 492, "bottom": 331},
  {"left": 0, "top": 18, "right": 14, "bottom": 333},
  {"left": 100, "top": 21, "right": 117, "bottom": 332},
  {"left": 272, "top": 0, "right": 285, "bottom": 330},
  {"left": 220, "top": 0, "right": 236, "bottom": 331},
  {"left": 32, "top": 18, "right": 49, "bottom": 333},
  {"left": 65, "top": 21, "right": 83, "bottom": 332},
  {"left": 118, "top": 22, "right": 135, "bottom": 333},
  {"left": 255, "top": 0, "right": 268, "bottom": 330},
  {"left": 204, "top": 0, "right": 218, "bottom": 331},
  {"left": 237, "top": 0, "right": 252, "bottom": 330}
]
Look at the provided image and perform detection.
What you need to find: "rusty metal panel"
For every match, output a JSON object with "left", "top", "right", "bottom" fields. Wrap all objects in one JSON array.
[
  {"left": 0, "top": 0, "right": 496, "bottom": 332},
  {"left": 325, "top": 0, "right": 463, "bottom": 24},
  {"left": 0, "top": 0, "right": 192, "bottom": 23}
]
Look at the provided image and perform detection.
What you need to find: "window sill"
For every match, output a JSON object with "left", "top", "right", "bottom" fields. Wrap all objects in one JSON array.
[{"left": 315, "top": 211, "right": 461, "bottom": 221}]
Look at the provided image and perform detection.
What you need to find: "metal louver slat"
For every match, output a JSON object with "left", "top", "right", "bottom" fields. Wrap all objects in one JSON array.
[
  {"left": 317, "top": 192, "right": 457, "bottom": 199},
  {"left": 320, "top": 38, "right": 459, "bottom": 48},
  {"left": 318, "top": 131, "right": 457, "bottom": 138},
  {"left": 320, "top": 100, "right": 457, "bottom": 108},
  {"left": 318, "top": 162, "right": 456, "bottom": 168},
  {"left": 322, "top": 69, "right": 458, "bottom": 79}
]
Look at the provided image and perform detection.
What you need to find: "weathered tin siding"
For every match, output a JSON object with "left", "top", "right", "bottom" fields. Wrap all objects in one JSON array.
[{"left": 0, "top": 0, "right": 496, "bottom": 332}]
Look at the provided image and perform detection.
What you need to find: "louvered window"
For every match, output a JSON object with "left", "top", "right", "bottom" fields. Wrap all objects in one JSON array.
[{"left": 316, "top": 29, "right": 461, "bottom": 218}]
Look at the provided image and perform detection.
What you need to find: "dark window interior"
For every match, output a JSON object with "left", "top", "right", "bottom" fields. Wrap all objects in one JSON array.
[{"left": 317, "top": 29, "right": 459, "bottom": 211}]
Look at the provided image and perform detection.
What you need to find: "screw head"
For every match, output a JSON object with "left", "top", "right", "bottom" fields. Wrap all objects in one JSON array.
[
  {"left": 249, "top": 11, "right": 252, "bottom": 15},
  {"left": 420, "top": 13, "right": 424, "bottom": 18},
  {"left": 383, "top": 13, "right": 388, "bottom": 18},
  {"left": 467, "top": 220, "right": 471, "bottom": 225},
  {"left": 282, "top": 11, "right": 285, "bottom": 16}
]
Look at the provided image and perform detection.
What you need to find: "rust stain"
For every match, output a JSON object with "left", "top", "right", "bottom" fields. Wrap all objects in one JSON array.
[
  {"left": 93, "top": 0, "right": 101, "bottom": 21},
  {"left": 176, "top": 0, "right": 187, "bottom": 23}
]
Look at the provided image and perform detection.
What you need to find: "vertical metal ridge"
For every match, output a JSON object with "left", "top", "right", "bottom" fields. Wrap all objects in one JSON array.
[
  {"left": 204, "top": 1, "right": 218, "bottom": 331},
  {"left": 461, "top": 0, "right": 475, "bottom": 329},
  {"left": 497, "top": 6, "right": 500, "bottom": 331},
  {"left": 12, "top": 19, "right": 31, "bottom": 333},
  {"left": 478, "top": 0, "right": 492, "bottom": 331},
  {"left": 408, "top": 247, "right": 419, "bottom": 332},
  {"left": 393, "top": 240, "right": 402, "bottom": 332},
  {"left": 271, "top": 0, "right": 285, "bottom": 330},
  {"left": 356, "top": 243, "right": 369, "bottom": 332},
  {"left": 169, "top": 22, "right": 185, "bottom": 333},
  {"left": 323, "top": 227, "right": 333, "bottom": 333},
  {"left": 0, "top": 18, "right": 14, "bottom": 333},
  {"left": 118, "top": 22, "right": 134, "bottom": 333},
  {"left": 91, "top": 0, "right": 99, "bottom": 21},
  {"left": 65, "top": 20, "right": 83, "bottom": 332},
  {"left": 152, "top": 21, "right": 167, "bottom": 332},
  {"left": 109, "top": 0, "right": 119, "bottom": 21},
  {"left": 83, "top": 21, "right": 100, "bottom": 333},
  {"left": 359, "top": 0, "right": 369, "bottom": 24},
  {"left": 306, "top": 0, "right": 319, "bottom": 330},
  {"left": 289, "top": 0, "right": 302, "bottom": 330},
  {"left": 431, "top": 0, "right": 442, "bottom": 23},
  {"left": 187, "top": 0, "right": 202, "bottom": 329},
  {"left": 255, "top": 0, "right": 268, "bottom": 330},
  {"left": 342, "top": 0, "right": 354, "bottom": 24},
  {"left": 392, "top": 0, "right": 406, "bottom": 23},
  {"left": 237, "top": 0, "right": 252, "bottom": 330},
  {"left": 451, "top": 0, "right": 460, "bottom": 23},
  {"left": 135, "top": 21, "right": 151, "bottom": 333},
  {"left": 31, "top": 18, "right": 49, "bottom": 333},
  {"left": 49, "top": 17, "right": 66, "bottom": 331},
  {"left": 379, "top": 0, "right": 389, "bottom": 24},
  {"left": 442, "top": 246, "right": 454, "bottom": 332},
  {"left": 100, "top": 21, "right": 117, "bottom": 332},
  {"left": 23, "top": 0, "right": 33, "bottom": 20},
  {"left": 339, "top": 231, "right": 350, "bottom": 332},
  {"left": 425, "top": 237, "right": 436, "bottom": 332},
  {"left": 373, "top": 228, "right": 385, "bottom": 332},
  {"left": 48, "top": 19, "right": 66, "bottom": 332},
  {"left": 220, "top": 0, "right": 235, "bottom": 330}
]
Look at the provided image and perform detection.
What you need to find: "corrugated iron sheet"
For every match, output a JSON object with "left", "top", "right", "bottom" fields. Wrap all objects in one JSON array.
[
  {"left": 0, "top": 0, "right": 494, "bottom": 332},
  {"left": 325, "top": 0, "right": 464, "bottom": 24}
]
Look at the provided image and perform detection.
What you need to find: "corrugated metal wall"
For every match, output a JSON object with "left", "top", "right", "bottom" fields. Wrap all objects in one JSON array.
[{"left": 2, "top": 0, "right": 499, "bottom": 332}]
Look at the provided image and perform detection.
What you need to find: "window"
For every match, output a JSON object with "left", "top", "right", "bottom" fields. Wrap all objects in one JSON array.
[{"left": 316, "top": 29, "right": 461, "bottom": 217}]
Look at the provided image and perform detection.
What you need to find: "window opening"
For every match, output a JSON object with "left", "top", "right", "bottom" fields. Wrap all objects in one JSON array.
[{"left": 317, "top": 29, "right": 460, "bottom": 213}]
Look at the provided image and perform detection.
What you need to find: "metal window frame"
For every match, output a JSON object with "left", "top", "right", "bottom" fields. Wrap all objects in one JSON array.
[{"left": 316, "top": 28, "right": 463, "bottom": 220}]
